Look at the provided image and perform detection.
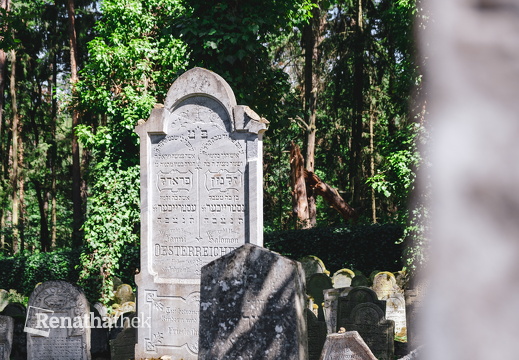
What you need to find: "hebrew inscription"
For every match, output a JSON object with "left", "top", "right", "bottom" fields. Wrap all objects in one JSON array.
[{"left": 150, "top": 97, "right": 244, "bottom": 280}]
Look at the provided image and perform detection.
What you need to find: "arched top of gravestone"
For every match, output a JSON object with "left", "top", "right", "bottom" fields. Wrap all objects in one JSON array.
[
  {"left": 164, "top": 67, "right": 237, "bottom": 125},
  {"left": 372, "top": 271, "right": 400, "bottom": 300},
  {"left": 333, "top": 268, "right": 355, "bottom": 288},
  {"left": 299, "top": 255, "right": 328, "bottom": 281},
  {"left": 350, "top": 303, "right": 385, "bottom": 325},
  {"left": 307, "top": 273, "right": 333, "bottom": 299},
  {"left": 28, "top": 280, "right": 88, "bottom": 313}
]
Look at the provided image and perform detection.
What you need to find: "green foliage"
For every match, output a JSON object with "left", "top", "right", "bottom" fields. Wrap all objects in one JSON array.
[
  {"left": 0, "top": 248, "right": 82, "bottom": 299},
  {"left": 265, "top": 224, "right": 404, "bottom": 275},
  {"left": 76, "top": 0, "right": 188, "bottom": 303}
]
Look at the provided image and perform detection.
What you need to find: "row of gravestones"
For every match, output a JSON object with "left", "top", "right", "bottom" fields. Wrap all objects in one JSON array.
[
  {"left": 0, "top": 281, "right": 138, "bottom": 360},
  {"left": 0, "top": 250, "right": 425, "bottom": 360}
]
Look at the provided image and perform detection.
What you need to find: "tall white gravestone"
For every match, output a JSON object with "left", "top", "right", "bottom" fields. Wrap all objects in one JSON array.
[{"left": 135, "top": 67, "right": 268, "bottom": 359}]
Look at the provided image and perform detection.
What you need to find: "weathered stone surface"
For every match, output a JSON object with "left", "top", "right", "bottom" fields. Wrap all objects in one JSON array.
[
  {"left": 0, "top": 290, "right": 8, "bottom": 313},
  {"left": 110, "top": 326, "right": 136, "bottom": 360},
  {"left": 198, "top": 243, "right": 307, "bottom": 360},
  {"left": 306, "top": 309, "right": 327, "bottom": 360},
  {"left": 0, "top": 315, "right": 14, "bottom": 360},
  {"left": 25, "top": 280, "right": 90, "bottom": 360},
  {"left": 114, "top": 284, "right": 134, "bottom": 304},
  {"left": 300, "top": 255, "right": 328, "bottom": 282},
  {"left": 337, "top": 287, "right": 385, "bottom": 329},
  {"left": 405, "top": 281, "right": 427, "bottom": 351},
  {"left": 340, "top": 303, "right": 394, "bottom": 360},
  {"left": 134, "top": 67, "right": 268, "bottom": 359},
  {"left": 332, "top": 269, "right": 355, "bottom": 288},
  {"left": 372, "top": 272, "right": 400, "bottom": 300},
  {"left": 307, "top": 273, "right": 333, "bottom": 321},
  {"left": 319, "top": 331, "right": 377, "bottom": 360},
  {"left": 323, "top": 287, "right": 351, "bottom": 334},
  {"left": 386, "top": 293, "right": 406, "bottom": 338}
]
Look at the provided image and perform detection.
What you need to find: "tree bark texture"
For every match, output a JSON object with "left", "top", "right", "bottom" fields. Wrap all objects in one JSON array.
[
  {"left": 290, "top": 141, "right": 310, "bottom": 228},
  {"left": 67, "top": 0, "right": 83, "bottom": 247}
]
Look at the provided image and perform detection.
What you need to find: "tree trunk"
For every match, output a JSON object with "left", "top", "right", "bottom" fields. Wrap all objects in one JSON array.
[
  {"left": 50, "top": 53, "right": 58, "bottom": 249},
  {"left": 9, "top": 49, "right": 19, "bottom": 253},
  {"left": 350, "top": 0, "right": 365, "bottom": 208},
  {"left": 34, "top": 180, "right": 51, "bottom": 252},
  {"left": 302, "top": 1, "right": 326, "bottom": 227},
  {"left": 369, "top": 100, "right": 377, "bottom": 223},
  {"left": 0, "top": 0, "right": 9, "bottom": 251},
  {"left": 290, "top": 142, "right": 310, "bottom": 228},
  {"left": 67, "top": 0, "right": 83, "bottom": 247}
]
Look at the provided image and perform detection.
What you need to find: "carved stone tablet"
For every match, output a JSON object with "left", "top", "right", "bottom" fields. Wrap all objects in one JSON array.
[
  {"left": 135, "top": 67, "right": 268, "bottom": 359},
  {"left": 306, "top": 309, "right": 327, "bottom": 360},
  {"left": 0, "top": 315, "right": 14, "bottom": 360},
  {"left": 319, "top": 331, "right": 377, "bottom": 360},
  {"left": 25, "top": 281, "right": 90, "bottom": 360},
  {"left": 198, "top": 243, "right": 308, "bottom": 359}
]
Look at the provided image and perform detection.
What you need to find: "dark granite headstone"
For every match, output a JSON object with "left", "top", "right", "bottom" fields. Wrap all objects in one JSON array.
[
  {"left": 319, "top": 331, "right": 377, "bottom": 360},
  {"left": 306, "top": 309, "right": 327, "bottom": 360},
  {"left": 110, "top": 326, "right": 136, "bottom": 360},
  {"left": 337, "top": 287, "right": 386, "bottom": 329},
  {"left": 341, "top": 303, "right": 395, "bottom": 360},
  {"left": 307, "top": 273, "right": 333, "bottom": 321},
  {"left": 198, "top": 243, "right": 308, "bottom": 359}
]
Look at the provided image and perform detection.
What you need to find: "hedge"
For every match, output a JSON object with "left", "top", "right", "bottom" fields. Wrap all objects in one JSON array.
[
  {"left": 264, "top": 224, "right": 404, "bottom": 275},
  {"left": 0, "top": 224, "right": 403, "bottom": 298}
]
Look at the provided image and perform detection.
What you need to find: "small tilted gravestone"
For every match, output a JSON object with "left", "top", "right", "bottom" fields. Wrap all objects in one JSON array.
[
  {"left": 25, "top": 280, "right": 91, "bottom": 360},
  {"left": 0, "top": 315, "right": 14, "bottom": 360},
  {"left": 337, "top": 287, "right": 394, "bottom": 360},
  {"left": 134, "top": 67, "right": 268, "bottom": 360},
  {"left": 114, "top": 284, "right": 134, "bottom": 304},
  {"left": 319, "top": 331, "right": 377, "bottom": 360},
  {"left": 198, "top": 243, "right": 308, "bottom": 360}
]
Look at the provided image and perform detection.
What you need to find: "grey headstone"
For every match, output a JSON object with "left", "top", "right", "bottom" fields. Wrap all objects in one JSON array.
[
  {"left": 134, "top": 67, "right": 268, "bottom": 359},
  {"left": 306, "top": 309, "right": 327, "bottom": 360},
  {"left": 323, "top": 287, "right": 351, "bottom": 334},
  {"left": 198, "top": 243, "right": 308, "bottom": 360},
  {"left": 114, "top": 284, "right": 134, "bottom": 304},
  {"left": 319, "top": 331, "right": 377, "bottom": 360},
  {"left": 0, "top": 315, "right": 14, "bottom": 360},
  {"left": 25, "top": 280, "right": 91, "bottom": 360},
  {"left": 110, "top": 326, "right": 136, "bottom": 360},
  {"left": 300, "top": 255, "right": 328, "bottom": 282},
  {"left": 341, "top": 303, "right": 395, "bottom": 360},
  {"left": 405, "top": 281, "right": 427, "bottom": 351},
  {"left": 332, "top": 269, "right": 355, "bottom": 288},
  {"left": 1, "top": 303, "right": 26, "bottom": 360},
  {"left": 307, "top": 273, "right": 333, "bottom": 321}
]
